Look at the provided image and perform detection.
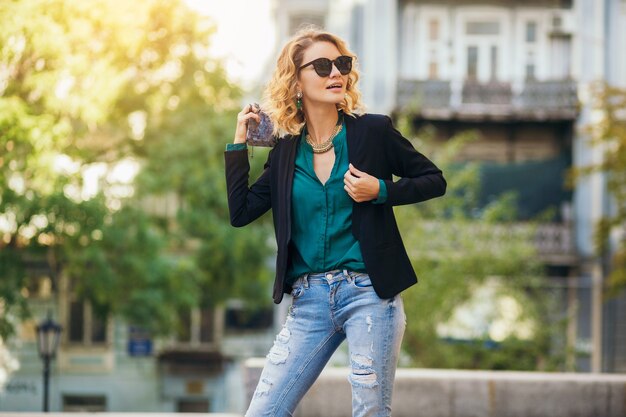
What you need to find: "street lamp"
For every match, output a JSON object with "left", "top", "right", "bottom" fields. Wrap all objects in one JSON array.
[{"left": 36, "top": 312, "right": 62, "bottom": 412}]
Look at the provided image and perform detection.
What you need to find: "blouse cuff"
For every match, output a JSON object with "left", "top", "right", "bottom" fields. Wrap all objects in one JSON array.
[
  {"left": 372, "top": 179, "right": 388, "bottom": 204},
  {"left": 226, "top": 143, "right": 248, "bottom": 151}
]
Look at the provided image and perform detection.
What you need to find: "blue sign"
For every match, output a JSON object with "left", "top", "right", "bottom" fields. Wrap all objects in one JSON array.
[{"left": 128, "top": 326, "right": 153, "bottom": 356}]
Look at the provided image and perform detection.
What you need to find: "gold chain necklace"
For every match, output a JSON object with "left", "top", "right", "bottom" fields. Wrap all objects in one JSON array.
[{"left": 305, "top": 124, "right": 343, "bottom": 154}]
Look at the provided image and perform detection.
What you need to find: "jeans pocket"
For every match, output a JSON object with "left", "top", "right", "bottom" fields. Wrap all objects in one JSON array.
[
  {"left": 291, "top": 285, "right": 305, "bottom": 298},
  {"left": 351, "top": 273, "right": 373, "bottom": 288},
  {"left": 290, "top": 277, "right": 306, "bottom": 299}
]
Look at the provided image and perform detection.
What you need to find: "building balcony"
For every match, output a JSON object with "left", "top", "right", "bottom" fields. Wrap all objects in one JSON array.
[
  {"left": 399, "top": 0, "right": 573, "bottom": 8},
  {"left": 417, "top": 221, "right": 577, "bottom": 266},
  {"left": 397, "top": 79, "right": 579, "bottom": 122},
  {"left": 534, "top": 222, "right": 576, "bottom": 265}
]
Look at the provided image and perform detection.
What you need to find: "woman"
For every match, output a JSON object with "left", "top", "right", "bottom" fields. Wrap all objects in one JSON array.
[{"left": 225, "top": 27, "right": 446, "bottom": 417}]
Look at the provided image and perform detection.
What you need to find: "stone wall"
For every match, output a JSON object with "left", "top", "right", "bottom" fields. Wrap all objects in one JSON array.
[{"left": 243, "top": 360, "right": 626, "bottom": 417}]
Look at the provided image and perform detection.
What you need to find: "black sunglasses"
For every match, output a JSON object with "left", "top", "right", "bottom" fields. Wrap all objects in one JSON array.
[{"left": 299, "top": 55, "right": 353, "bottom": 77}]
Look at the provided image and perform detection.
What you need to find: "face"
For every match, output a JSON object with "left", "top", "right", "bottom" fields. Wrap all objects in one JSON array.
[{"left": 296, "top": 41, "right": 350, "bottom": 109}]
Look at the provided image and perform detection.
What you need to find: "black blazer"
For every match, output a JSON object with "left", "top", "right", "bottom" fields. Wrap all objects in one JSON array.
[{"left": 224, "top": 112, "right": 446, "bottom": 304}]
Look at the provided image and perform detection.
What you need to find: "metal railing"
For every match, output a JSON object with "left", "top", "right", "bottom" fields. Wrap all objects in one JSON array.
[
  {"left": 415, "top": 220, "right": 577, "bottom": 265},
  {"left": 397, "top": 79, "right": 579, "bottom": 120}
]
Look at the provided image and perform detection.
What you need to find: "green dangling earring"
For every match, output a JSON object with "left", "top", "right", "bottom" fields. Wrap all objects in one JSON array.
[{"left": 296, "top": 91, "right": 303, "bottom": 110}]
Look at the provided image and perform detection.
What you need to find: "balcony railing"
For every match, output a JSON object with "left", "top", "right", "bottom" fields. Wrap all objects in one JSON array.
[
  {"left": 397, "top": 79, "right": 579, "bottom": 121},
  {"left": 462, "top": 80, "right": 513, "bottom": 105},
  {"left": 518, "top": 80, "right": 579, "bottom": 118},
  {"left": 415, "top": 221, "right": 577, "bottom": 265},
  {"left": 534, "top": 222, "right": 576, "bottom": 264},
  {"left": 412, "top": 0, "right": 573, "bottom": 7}
]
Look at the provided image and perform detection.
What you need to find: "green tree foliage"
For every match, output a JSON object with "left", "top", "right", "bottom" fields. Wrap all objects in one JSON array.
[
  {"left": 0, "top": 0, "right": 272, "bottom": 339},
  {"left": 568, "top": 81, "right": 626, "bottom": 296},
  {"left": 393, "top": 117, "right": 567, "bottom": 370}
]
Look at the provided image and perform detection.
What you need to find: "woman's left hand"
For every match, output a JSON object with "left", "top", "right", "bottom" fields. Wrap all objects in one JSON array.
[{"left": 344, "top": 164, "right": 380, "bottom": 202}]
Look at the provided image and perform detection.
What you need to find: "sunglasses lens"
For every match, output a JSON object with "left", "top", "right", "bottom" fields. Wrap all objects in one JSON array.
[
  {"left": 312, "top": 58, "right": 332, "bottom": 77},
  {"left": 335, "top": 56, "right": 352, "bottom": 75}
]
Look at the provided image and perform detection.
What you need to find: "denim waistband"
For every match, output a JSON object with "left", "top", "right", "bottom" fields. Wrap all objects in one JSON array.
[{"left": 294, "top": 269, "right": 368, "bottom": 287}]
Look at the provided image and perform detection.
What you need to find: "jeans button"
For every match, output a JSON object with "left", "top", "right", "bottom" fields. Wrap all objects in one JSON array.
[{"left": 326, "top": 273, "right": 333, "bottom": 279}]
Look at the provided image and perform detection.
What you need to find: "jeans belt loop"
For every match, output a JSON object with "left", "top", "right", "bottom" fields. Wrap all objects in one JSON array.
[
  {"left": 303, "top": 273, "right": 309, "bottom": 288},
  {"left": 343, "top": 269, "right": 350, "bottom": 282}
]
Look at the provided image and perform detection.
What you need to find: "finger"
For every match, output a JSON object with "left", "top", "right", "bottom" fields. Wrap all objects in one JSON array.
[
  {"left": 242, "top": 112, "right": 260, "bottom": 123},
  {"left": 344, "top": 169, "right": 360, "bottom": 180},
  {"left": 238, "top": 116, "right": 258, "bottom": 129},
  {"left": 344, "top": 185, "right": 355, "bottom": 199},
  {"left": 344, "top": 174, "right": 357, "bottom": 187},
  {"left": 349, "top": 163, "right": 363, "bottom": 176},
  {"left": 241, "top": 103, "right": 260, "bottom": 116},
  {"left": 347, "top": 191, "right": 361, "bottom": 202},
  {"left": 239, "top": 103, "right": 252, "bottom": 115}
]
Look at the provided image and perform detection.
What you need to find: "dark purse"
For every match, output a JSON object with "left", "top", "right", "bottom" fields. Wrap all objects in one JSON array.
[{"left": 246, "top": 103, "right": 277, "bottom": 147}]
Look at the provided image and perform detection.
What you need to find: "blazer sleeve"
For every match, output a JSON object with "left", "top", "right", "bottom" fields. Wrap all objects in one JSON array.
[
  {"left": 381, "top": 116, "right": 447, "bottom": 206},
  {"left": 224, "top": 147, "right": 273, "bottom": 227}
]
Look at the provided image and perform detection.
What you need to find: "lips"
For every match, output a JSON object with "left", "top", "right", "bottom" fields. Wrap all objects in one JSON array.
[{"left": 326, "top": 83, "right": 342, "bottom": 90}]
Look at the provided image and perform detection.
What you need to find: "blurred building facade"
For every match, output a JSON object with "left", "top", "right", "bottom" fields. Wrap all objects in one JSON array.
[
  {"left": 0, "top": 269, "right": 276, "bottom": 412},
  {"left": 2, "top": 0, "right": 626, "bottom": 414},
  {"left": 270, "top": 0, "right": 626, "bottom": 372}
]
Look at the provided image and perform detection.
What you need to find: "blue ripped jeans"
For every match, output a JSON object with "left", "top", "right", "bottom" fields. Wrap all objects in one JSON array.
[{"left": 245, "top": 269, "right": 407, "bottom": 417}]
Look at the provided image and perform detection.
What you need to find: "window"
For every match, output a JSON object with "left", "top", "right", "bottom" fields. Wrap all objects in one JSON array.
[
  {"left": 429, "top": 61, "right": 439, "bottom": 79},
  {"left": 466, "top": 46, "right": 478, "bottom": 80},
  {"left": 176, "top": 309, "right": 192, "bottom": 343},
  {"left": 490, "top": 45, "right": 498, "bottom": 80},
  {"left": 549, "top": 34, "right": 572, "bottom": 79},
  {"left": 466, "top": 21, "right": 499, "bottom": 35},
  {"left": 526, "top": 22, "right": 537, "bottom": 43},
  {"left": 176, "top": 307, "right": 216, "bottom": 344},
  {"left": 22, "top": 275, "right": 52, "bottom": 299},
  {"left": 525, "top": 63, "right": 536, "bottom": 80},
  {"left": 177, "top": 399, "right": 210, "bottom": 413},
  {"left": 67, "top": 300, "right": 108, "bottom": 345},
  {"left": 68, "top": 301, "right": 84, "bottom": 342},
  {"left": 91, "top": 310, "right": 107, "bottom": 342},
  {"left": 429, "top": 19, "right": 439, "bottom": 41},
  {"left": 199, "top": 308, "right": 215, "bottom": 343},
  {"left": 63, "top": 395, "right": 106, "bottom": 412},
  {"left": 428, "top": 49, "right": 439, "bottom": 79},
  {"left": 224, "top": 302, "right": 273, "bottom": 333}
]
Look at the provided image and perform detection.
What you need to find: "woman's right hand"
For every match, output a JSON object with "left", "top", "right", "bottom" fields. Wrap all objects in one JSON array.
[{"left": 234, "top": 103, "right": 261, "bottom": 144}]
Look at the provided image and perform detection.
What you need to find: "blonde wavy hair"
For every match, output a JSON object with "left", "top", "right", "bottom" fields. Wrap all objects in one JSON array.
[{"left": 262, "top": 26, "right": 365, "bottom": 137}]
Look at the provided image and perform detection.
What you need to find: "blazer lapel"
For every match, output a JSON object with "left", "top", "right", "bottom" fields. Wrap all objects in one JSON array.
[
  {"left": 345, "top": 113, "right": 365, "bottom": 167},
  {"left": 279, "top": 134, "right": 299, "bottom": 243}
]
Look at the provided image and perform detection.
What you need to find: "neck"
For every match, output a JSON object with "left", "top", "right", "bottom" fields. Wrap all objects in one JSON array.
[{"left": 303, "top": 104, "right": 339, "bottom": 144}]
